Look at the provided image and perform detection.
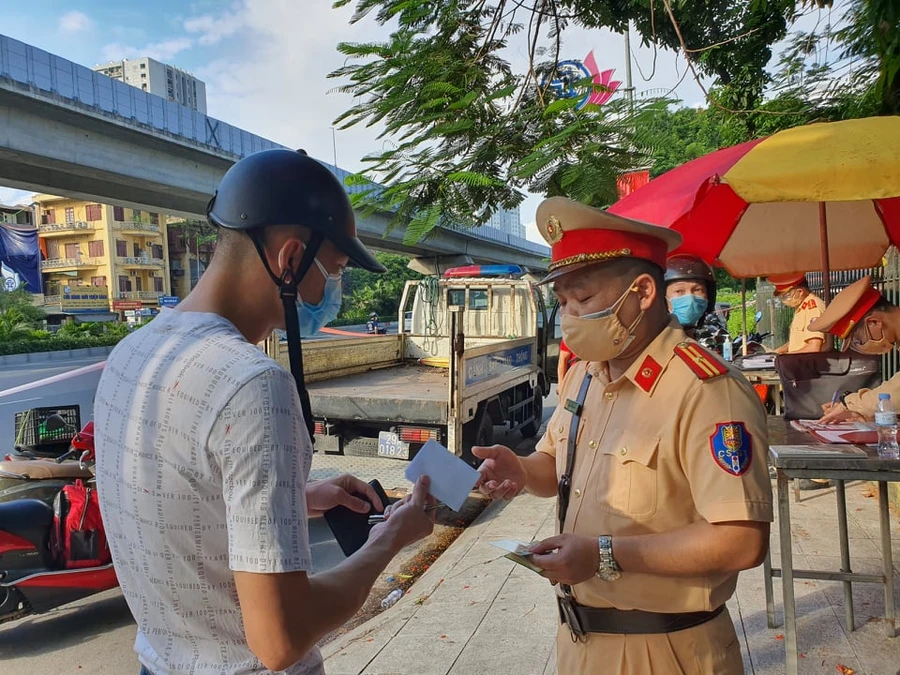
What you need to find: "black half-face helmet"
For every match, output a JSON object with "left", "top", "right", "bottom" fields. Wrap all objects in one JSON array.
[
  {"left": 664, "top": 253, "right": 717, "bottom": 315},
  {"left": 207, "top": 148, "right": 385, "bottom": 274},
  {"left": 206, "top": 148, "right": 385, "bottom": 442}
]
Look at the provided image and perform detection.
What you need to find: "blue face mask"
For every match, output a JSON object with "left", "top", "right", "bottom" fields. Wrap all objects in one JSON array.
[
  {"left": 297, "top": 258, "right": 343, "bottom": 336},
  {"left": 671, "top": 294, "right": 708, "bottom": 328}
]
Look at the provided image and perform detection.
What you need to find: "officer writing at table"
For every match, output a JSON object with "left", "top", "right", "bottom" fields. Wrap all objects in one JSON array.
[
  {"left": 814, "top": 276, "right": 900, "bottom": 423},
  {"left": 473, "top": 197, "right": 773, "bottom": 675}
]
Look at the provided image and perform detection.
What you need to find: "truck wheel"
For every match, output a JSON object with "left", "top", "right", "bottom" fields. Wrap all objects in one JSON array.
[
  {"left": 461, "top": 410, "right": 493, "bottom": 467},
  {"left": 520, "top": 391, "right": 543, "bottom": 438}
]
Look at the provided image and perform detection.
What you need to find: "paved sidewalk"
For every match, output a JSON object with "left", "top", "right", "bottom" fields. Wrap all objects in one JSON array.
[{"left": 323, "top": 484, "right": 900, "bottom": 675}]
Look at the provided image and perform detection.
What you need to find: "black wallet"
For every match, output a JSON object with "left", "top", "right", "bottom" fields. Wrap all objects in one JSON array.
[{"left": 323, "top": 479, "right": 392, "bottom": 557}]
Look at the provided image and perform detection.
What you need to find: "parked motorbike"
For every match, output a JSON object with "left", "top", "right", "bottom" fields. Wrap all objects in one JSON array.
[
  {"left": 1, "top": 419, "right": 94, "bottom": 506},
  {"left": 0, "top": 417, "right": 117, "bottom": 624}
]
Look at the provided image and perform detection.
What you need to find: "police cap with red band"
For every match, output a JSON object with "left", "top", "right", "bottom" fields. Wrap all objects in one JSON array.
[
  {"left": 536, "top": 197, "right": 682, "bottom": 284},
  {"left": 768, "top": 273, "right": 808, "bottom": 296},
  {"left": 808, "top": 275, "right": 884, "bottom": 351}
]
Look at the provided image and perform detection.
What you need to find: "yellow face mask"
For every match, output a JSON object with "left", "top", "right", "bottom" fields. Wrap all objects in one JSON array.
[{"left": 560, "top": 281, "right": 642, "bottom": 363}]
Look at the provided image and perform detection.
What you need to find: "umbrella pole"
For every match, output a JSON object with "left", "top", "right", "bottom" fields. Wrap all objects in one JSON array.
[
  {"left": 819, "top": 202, "right": 834, "bottom": 350},
  {"left": 742, "top": 278, "right": 748, "bottom": 357}
]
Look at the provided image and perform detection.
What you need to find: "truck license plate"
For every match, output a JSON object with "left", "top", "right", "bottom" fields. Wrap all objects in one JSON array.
[{"left": 377, "top": 431, "right": 409, "bottom": 460}]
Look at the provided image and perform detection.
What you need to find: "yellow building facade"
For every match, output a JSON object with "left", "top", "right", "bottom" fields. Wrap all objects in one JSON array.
[{"left": 34, "top": 195, "right": 172, "bottom": 316}]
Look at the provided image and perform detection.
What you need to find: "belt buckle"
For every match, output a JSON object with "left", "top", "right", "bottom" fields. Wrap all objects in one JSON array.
[{"left": 557, "top": 595, "right": 587, "bottom": 643}]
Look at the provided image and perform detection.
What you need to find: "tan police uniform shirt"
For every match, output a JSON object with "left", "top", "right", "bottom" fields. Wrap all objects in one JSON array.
[
  {"left": 535, "top": 321, "right": 772, "bottom": 674},
  {"left": 787, "top": 293, "right": 826, "bottom": 353},
  {"left": 845, "top": 370, "right": 900, "bottom": 418}
]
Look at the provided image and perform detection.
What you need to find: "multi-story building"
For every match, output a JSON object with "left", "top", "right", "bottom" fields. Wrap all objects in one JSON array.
[
  {"left": 0, "top": 202, "right": 35, "bottom": 226},
  {"left": 487, "top": 205, "right": 526, "bottom": 239},
  {"left": 166, "top": 218, "right": 215, "bottom": 299},
  {"left": 92, "top": 57, "right": 208, "bottom": 114},
  {"left": 34, "top": 195, "right": 172, "bottom": 319}
]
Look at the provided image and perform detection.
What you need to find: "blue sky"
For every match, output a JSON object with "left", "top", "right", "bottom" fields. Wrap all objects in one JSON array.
[{"left": 0, "top": 1, "right": 836, "bottom": 240}]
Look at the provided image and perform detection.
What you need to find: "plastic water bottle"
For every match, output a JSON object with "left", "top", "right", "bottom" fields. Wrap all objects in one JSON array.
[
  {"left": 722, "top": 339, "right": 733, "bottom": 362},
  {"left": 381, "top": 589, "right": 403, "bottom": 609},
  {"left": 875, "top": 394, "right": 900, "bottom": 459}
]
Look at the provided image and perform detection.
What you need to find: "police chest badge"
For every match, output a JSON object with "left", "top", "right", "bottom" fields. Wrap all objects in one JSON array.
[{"left": 709, "top": 422, "right": 752, "bottom": 476}]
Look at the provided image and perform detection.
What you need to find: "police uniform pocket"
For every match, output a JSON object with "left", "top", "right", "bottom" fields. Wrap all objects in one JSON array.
[{"left": 595, "top": 430, "right": 660, "bottom": 519}]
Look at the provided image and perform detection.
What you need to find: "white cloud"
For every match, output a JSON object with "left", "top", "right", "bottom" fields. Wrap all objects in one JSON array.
[
  {"left": 0, "top": 187, "right": 34, "bottom": 207},
  {"left": 187, "top": 0, "right": 381, "bottom": 172},
  {"left": 184, "top": 6, "right": 245, "bottom": 46},
  {"left": 59, "top": 11, "right": 93, "bottom": 34},
  {"left": 100, "top": 38, "right": 193, "bottom": 64}
]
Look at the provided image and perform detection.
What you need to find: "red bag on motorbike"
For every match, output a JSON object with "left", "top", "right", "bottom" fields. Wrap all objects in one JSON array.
[{"left": 52, "top": 479, "right": 110, "bottom": 568}]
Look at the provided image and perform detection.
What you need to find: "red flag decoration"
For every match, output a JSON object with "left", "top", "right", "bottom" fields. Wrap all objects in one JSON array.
[{"left": 616, "top": 170, "right": 650, "bottom": 200}]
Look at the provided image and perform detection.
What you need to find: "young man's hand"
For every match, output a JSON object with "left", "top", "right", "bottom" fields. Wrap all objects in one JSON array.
[{"left": 306, "top": 474, "right": 384, "bottom": 517}]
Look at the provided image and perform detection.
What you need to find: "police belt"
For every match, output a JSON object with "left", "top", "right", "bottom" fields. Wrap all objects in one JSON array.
[{"left": 557, "top": 596, "right": 724, "bottom": 636}]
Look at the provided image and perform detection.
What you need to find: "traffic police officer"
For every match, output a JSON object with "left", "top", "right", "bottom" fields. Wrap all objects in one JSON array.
[
  {"left": 769, "top": 273, "right": 826, "bottom": 354},
  {"left": 812, "top": 275, "right": 900, "bottom": 423},
  {"left": 474, "top": 197, "right": 772, "bottom": 675}
]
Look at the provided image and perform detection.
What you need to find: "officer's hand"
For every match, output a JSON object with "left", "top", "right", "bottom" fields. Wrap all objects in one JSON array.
[
  {"left": 819, "top": 402, "right": 866, "bottom": 425},
  {"left": 305, "top": 473, "right": 384, "bottom": 517},
  {"left": 472, "top": 444, "right": 525, "bottom": 500},
  {"left": 528, "top": 534, "right": 600, "bottom": 586}
]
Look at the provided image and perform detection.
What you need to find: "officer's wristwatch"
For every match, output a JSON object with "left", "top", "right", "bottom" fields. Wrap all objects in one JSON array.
[{"left": 596, "top": 535, "right": 621, "bottom": 582}]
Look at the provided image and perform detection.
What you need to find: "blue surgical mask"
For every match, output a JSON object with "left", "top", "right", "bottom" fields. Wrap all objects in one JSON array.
[
  {"left": 297, "top": 258, "right": 342, "bottom": 336},
  {"left": 671, "top": 294, "right": 707, "bottom": 328}
]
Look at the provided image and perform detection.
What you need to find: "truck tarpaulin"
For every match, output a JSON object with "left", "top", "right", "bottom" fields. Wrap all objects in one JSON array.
[{"left": 0, "top": 224, "right": 42, "bottom": 292}]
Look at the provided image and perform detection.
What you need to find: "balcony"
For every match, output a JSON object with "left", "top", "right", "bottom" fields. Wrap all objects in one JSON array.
[
  {"left": 41, "top": 257, "right": 102, "bottom": 271},
  {"left": 39, "top": 221, "right": 94, "bottom": 237},
  {"left": 117, "top": 291, "right": 162, "bottom": 303},
  {"left": 118, "top": 256, "right": 165, "bottom": 269},
  {"left": 114, "top": 221, "right": 162, "bottom": 236}
]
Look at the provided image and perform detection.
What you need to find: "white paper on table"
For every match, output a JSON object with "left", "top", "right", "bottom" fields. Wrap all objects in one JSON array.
[{"left": 404, "top": 439, "right": 479, "bottom": 512}]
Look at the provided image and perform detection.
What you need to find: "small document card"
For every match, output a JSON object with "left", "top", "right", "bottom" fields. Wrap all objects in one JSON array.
[
  {"left": 405, "top": 439, "right": 479, "bottom": 512},
  {"left": 490, "top": 539, "right": 544, "bottom": 574}
]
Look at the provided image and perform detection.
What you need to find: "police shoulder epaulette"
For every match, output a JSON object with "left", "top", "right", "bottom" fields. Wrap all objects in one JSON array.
[{"left": 673, "top": 342, "right": 728, "bottom": 381}]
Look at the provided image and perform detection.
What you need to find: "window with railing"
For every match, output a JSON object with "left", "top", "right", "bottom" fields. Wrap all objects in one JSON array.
[
  {"left": 118, "top": 276, "right": 131, "bottom": 293},
  {"left": 154, "top": 277, "right": 164, "bottom": 292},
  {"left": 65, "top": 207, "right": 75, "bottom": 224},
  {"left": 151, "top": 244, "right": 163, "bottom": 259},
  {"left": 42, "top": 209, "right": 56, "bottom": 225},
  {"left": 116, "top": 239, "right": 127, "bottom": 257},
  {"left": 86, "top": 204, "right": 102, "bottom": 221},
  {"left": 150, "top": 212, "right": 159, "bottom": 226}
]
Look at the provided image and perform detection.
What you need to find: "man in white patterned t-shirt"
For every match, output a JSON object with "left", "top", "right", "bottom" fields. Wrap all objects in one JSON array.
[{"left": 95, "top": 149, "right": 434, "bottom": 675}]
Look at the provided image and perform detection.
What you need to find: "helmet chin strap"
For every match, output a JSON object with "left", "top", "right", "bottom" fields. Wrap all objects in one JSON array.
[{"left": 249, "top": 230, "right": 323, "bottom": 443}]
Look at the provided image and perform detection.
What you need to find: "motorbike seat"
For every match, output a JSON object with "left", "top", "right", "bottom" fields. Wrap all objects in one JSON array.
[
  {"left": 0, "top": 459, "right": 93, "bottom": 480},
  {"left": 0, "top": 498, "right": 54, "bottom": 554}
]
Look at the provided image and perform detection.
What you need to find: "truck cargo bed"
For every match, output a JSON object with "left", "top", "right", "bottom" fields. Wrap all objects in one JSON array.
[{"left": 308, "top": 363, "right": 449, "bottom": 424}]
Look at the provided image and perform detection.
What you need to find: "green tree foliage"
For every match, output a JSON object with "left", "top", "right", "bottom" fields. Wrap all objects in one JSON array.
[
  {"left": 330, "top": 0, "right": 657, "bottom": 243},
  {"left": 336, "top": 251, "right": 422, "bottom": 324},
  {"left": 0, "top": 286, "right": 46, "bottom": 326}
]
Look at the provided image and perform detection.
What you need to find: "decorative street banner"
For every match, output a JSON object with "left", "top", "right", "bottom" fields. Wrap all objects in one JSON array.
[
  {"left": 617, "top": 170, "right": 651, "bottom": 199},
  {"left": 544, "top": 51, "right": 622, "bottom": 110},
  {"left": 0, "top": 224, "right": 41, "bottom": 292}
]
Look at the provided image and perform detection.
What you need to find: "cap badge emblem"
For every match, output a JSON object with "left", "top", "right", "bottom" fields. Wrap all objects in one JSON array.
[{"left": 545, "top": 215, "right": 564, "bottom": 245}]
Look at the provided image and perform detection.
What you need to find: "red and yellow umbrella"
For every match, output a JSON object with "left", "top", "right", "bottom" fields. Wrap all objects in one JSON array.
[{"left": 609, "top": 116, "right": 900, "bottom": 300}]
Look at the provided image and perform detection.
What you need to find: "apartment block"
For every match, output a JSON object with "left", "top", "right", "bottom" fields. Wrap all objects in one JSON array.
[{"left": 34, "top": 195, "right": 172, "bottom": 320}]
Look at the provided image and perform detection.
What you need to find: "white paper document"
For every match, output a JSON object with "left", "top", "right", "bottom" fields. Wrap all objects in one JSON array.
[{"left": 405, "top": 439, "right": 479, "bottom": 512}]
